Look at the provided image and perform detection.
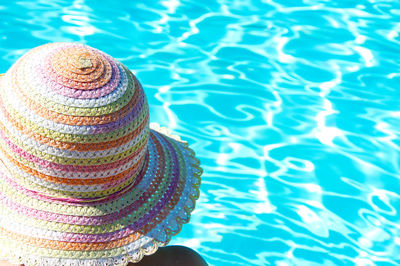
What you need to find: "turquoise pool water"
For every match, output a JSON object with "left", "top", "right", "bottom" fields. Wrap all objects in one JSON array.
[{"left": 1, "top": 0, "right": 400, "bottom": 265}]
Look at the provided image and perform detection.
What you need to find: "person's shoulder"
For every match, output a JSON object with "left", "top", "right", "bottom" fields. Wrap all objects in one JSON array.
[{"left": 134, "top": 245, "right": 208, "bottom": 266}]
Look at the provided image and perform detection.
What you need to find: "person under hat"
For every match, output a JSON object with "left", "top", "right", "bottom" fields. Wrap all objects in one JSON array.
[
  {"left": 0, "top": 43, "right": 206, "bottom": 266},
  {"left": 0, "top": 246, "right": 207, "bottom": 265}
]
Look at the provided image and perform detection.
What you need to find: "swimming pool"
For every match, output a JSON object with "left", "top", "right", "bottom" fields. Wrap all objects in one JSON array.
[{"left": 0, "top": 0, "right": 399, "bottom": 265}]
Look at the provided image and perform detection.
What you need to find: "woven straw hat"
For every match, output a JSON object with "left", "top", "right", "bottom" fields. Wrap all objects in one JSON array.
[{"left": 0, "top": 42, "right": 202, "bottom": 265}]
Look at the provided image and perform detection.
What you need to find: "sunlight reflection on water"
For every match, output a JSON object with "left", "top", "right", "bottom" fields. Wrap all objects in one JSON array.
[{"left": 0, "top": 0, "right": 399, "bottom": 265}]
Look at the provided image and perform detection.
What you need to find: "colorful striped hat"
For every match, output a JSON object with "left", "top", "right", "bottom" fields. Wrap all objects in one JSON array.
[{"left": 0, "top": 43, "right": 202, "bottom": 265}]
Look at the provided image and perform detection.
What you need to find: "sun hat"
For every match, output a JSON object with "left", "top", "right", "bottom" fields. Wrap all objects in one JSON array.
[{"left": 0, "top": 42, "right": 202, "bottom": 265}]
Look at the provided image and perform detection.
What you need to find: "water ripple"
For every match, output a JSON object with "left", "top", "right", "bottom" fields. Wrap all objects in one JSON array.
[{"left": 0, "top": 0, "right": 400, "bottom": 265}]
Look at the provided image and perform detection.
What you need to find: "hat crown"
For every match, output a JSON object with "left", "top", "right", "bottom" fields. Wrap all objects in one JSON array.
[{"left": 0, "top": 43, "right": 150, "bottom": 201}]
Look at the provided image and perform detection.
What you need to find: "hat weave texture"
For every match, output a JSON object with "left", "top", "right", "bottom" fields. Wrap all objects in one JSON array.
[{"left": 0, "top": 43, "right": 202, "bottom": 265}]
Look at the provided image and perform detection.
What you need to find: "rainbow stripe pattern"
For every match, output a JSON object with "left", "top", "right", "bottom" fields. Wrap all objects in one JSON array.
[{"left": 0, "top": 43, "right": 202, "bottom": 265}]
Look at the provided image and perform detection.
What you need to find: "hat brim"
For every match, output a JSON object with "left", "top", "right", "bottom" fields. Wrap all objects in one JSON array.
[{"left": 0, "top": 123, "right": 202, "bottom": 265}]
